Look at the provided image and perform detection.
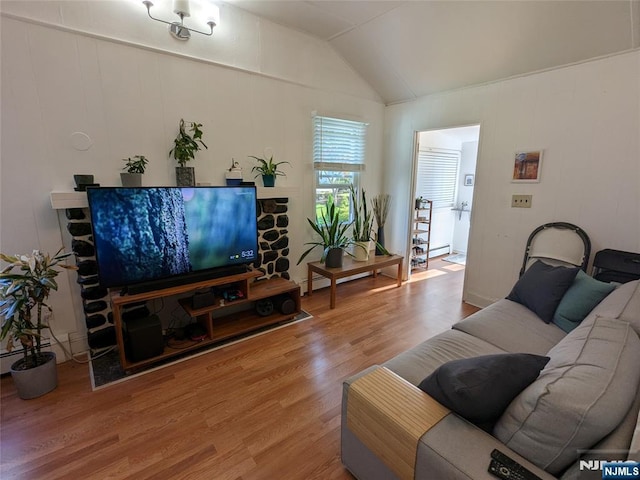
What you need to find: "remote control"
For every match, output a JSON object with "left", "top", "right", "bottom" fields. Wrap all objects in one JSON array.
[{"left": 488, "top": 449, "right": 543, "bottom": 480}]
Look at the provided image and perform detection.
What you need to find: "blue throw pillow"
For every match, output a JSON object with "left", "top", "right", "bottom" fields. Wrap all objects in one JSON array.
[
  {"left": 418, "top": 353, "right": 550, "bottom": 431},
  {"left": 552, "top": 270, "right": 616, "bottom": 332},
  {"left": 507, "top": 260, "right": 579, "bottom": 323}
]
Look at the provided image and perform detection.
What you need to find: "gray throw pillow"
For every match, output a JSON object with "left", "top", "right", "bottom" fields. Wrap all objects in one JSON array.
[
  {"left": 507, "top": 260, "right": 579, "bottom": 323},
  {"left": 418, "top": 353, "right": 550, "bottom": 431}
]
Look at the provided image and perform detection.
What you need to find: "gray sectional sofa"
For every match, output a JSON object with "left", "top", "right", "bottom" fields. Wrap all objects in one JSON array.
[{"left": 341, "top": 278, "right": 640, "bottom": 480}]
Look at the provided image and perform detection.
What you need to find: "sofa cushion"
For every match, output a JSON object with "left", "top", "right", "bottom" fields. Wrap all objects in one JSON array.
[
  {"left": 453, "top": 299, "right": 566, "bottom": 355},
  {"left": 506, "top": 260, "right": 579, "bottom": 323},
  {"left": 417, "top": 353, "right": 549, "bottom": 430},
  {"left": 494, "top": 315, "right": 640, "bottom": 475},
  {"left": 382, "top": 329, "right": 505, "bottom": 386},
  {"left": 605, "top": 280, "right": 640, "bottom": 335},
  {"left": 552, "top": 270, "right": 616, "bottom": 333},
  {"left": 587, "top": 279, "right": 639, "bottom": 322}
]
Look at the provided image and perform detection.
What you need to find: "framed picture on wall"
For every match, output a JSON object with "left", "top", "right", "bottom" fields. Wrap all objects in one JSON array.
[
  {"left": 512, "top": 150, "right": 543, "bottom": 182},
  {"left": 464, "top": 174, "right": 474, "bottom": 186}
]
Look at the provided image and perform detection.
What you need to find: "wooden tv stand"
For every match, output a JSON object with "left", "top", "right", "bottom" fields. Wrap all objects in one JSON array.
[{"left": 110, "top": 270, "right": 301, "bottom": 370}]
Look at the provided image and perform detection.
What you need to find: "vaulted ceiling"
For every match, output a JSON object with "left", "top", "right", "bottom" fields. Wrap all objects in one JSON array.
[{"left": 224, "top": 0, "right": 640, "bottom": 104}]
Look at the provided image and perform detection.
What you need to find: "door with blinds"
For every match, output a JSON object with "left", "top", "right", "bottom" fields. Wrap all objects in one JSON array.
[{"left": 413, "top": 146, "right": 461, "bottom": 267}]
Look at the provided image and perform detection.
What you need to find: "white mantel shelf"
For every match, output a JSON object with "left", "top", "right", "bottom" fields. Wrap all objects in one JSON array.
[{"left": 50, "top": 187, "right": 299, "bottom": 210}]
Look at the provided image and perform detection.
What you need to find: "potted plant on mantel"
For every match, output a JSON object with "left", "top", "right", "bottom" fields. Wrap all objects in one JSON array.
[
  {"left": 170, "top": 119, "right": 207, "bottom": 187},
  {"left": 120, "top": 155, "right": 148, "bottom": 187},
  {"left": 297, "top": 196, "right": 355, "bottom": 269},
  {"left": 250, "top": 155, "right": 289, "bottom": 187},
  {"left": 0, "top": 248, "right": 76, "bottom": 399}
]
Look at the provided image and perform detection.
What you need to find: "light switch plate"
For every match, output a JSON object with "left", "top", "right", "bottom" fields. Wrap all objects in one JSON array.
[{"left": 512, "top": 194, "right": 532, "bottom": 208}]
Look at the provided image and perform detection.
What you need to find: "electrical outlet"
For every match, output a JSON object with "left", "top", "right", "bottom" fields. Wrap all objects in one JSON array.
[{"left": 511, "top": 194, "right": 532, "bottom": 208}]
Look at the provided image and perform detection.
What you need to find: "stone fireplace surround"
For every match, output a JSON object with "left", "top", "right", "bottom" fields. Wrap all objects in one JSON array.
[{"left": 50, "top": 189, "right": 295, "bottom": 352}]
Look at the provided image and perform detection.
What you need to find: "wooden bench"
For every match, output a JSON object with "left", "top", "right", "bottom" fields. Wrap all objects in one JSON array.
[{"left": 306, "top": 254, "right": 403, "bottom": 308}]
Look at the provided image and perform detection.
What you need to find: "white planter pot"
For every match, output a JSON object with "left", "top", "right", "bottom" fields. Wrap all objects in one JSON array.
[
  {"left": 10, "top": 352, "right": 58, "bottom": 399},
  {"left": 353, "top": 241, "right": 370, "bottom": 261}
]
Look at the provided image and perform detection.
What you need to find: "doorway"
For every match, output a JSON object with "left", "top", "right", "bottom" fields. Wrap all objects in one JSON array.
[{"left": 407, "top": 125, "right": 480, "bottom": 279}]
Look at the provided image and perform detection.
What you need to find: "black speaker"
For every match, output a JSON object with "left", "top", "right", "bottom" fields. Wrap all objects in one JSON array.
[
  {"left": 255, "top": 298, "right": 274, "bottom": 317},
  {"left": 273, "top": 294, "right": 296, "bottom": 315},
  {"left": 192, "top": 288, "right": 216, "bottom": 309},
  {"left": 124, "top": 314, "right": 164, "bottom": 362}
]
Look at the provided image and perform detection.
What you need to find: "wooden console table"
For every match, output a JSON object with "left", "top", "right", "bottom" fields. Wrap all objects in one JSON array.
[{"left": 307, "top": 254, "right": 403, "bottom": 309}]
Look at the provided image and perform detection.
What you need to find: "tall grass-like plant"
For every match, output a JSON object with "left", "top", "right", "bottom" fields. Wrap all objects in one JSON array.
[
  {"left": 350, "top": 185, "right": 374, "bottom": 242},
  {"left": 297, "top": 196, "right": 355, "bottom": 265},
  {"left": 372, "top": 193, "right": 391, "bottom": 256},
  {"left": 0, "top": 248, "right": 76, "bottom": 369},
  {"left": 372, "top": 194, "right": 391, "bottom": 229}
]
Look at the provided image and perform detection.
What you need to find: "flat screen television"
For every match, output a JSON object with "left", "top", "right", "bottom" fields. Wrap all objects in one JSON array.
[{"left": 86, "top": 186, "right": 258, "bottom": 294}]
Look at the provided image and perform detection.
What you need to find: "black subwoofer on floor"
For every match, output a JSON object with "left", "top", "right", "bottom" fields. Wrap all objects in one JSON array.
[
  {"left": 274, "top": 294, "right": 296, "bottom": 315},
  {"left": 124, "top": 314, "right": 164, "bottom": 362}
]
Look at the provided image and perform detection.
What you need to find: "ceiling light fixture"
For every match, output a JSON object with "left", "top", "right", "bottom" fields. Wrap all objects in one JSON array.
[{"left": 142, "top": 0, "right": 219, "bottom": 41}]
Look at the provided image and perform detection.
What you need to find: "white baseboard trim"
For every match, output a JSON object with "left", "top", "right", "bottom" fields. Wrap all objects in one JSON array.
[{"left": 462, "top": 291, "right": 496, "bottom": 309}]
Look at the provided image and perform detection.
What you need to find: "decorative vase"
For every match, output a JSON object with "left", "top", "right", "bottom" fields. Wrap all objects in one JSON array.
[
  {"left": 176, "top": 166, "right": 195, "bottom": 187},
  {"left": 262, "top": 174, "right": 275, "bottom": 187},
  {"left": 325, "top": 248, "right": 343, "bottom": 268},
  {"left": 120, "top": 172, "right": 142, "bottom": 187},
  {"left": 10, "top": 352, "right": 57, "bottom": 400},
  {"left": 225, "top": 161, "right": 243, "bottom": 186},
  {"left": 353, "top": 241, "right": 370, "bottom": 262},
  {"left": 376, "top": 227, "right": 386, "bottom": 255}
]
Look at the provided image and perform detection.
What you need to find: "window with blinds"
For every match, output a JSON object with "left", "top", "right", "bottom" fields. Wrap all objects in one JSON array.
[
  {"left": 416, "top": 148, "right": 461, "bottom": 208},
  {"left": 313, "top": 115, "right": 368, "bottom": 222}
]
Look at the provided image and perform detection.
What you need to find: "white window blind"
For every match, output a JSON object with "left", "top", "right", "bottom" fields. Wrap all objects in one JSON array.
[
  {"left": 416, "top": 148, "right": 460, "bottom": 208},
  {"left": 313, "top": 116, "right": 368, "bottom": 171}
]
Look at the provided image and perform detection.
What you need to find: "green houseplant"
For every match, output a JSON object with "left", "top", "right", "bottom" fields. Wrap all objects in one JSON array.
[
  {"left": 372, "top": 193, "right": 391, "bottom": 255},
  {"left": 350, "top": 185, "right": 374, "bottom": 261},
  {"left": 0, "top": 248, "right": 76, "bottom": 399},
  {"left": 297, "top": 196, "right": 355, "bottom": 268},
  {"left": 169, "top": 119, "right": 207, "bottom": 186},
  {"left": 121, "top": 155, "right": 148, "bottom": 187},
  {"left": 250, "top": 155, "right": 289, "bottom": 187}
]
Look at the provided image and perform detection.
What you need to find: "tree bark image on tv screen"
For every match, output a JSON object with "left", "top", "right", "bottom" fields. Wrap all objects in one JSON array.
[{"left": 90, "top": 188, "right": 190, "bottom": 286}]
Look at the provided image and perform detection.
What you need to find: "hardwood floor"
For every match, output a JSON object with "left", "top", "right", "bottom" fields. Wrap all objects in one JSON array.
[{"left": 0, "top": 258, "right": 479, "bottom": 480}]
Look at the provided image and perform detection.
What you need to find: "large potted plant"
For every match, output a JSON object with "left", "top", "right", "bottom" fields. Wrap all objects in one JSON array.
[
  {"left": 170, "top": 119, "right": 207, "bottom": 186},
  {"left": 120, "top": 155, "right": 148, "bottom": 187},
  {"left": 250, "top": 155, "right": 289, "bottom": 187},
  {"left": 350, "top": 185, "right": 374, "bottom": 261},
  {"left": 297, "top": 196, "right": 355, "bottom": 268},
  {"left": 0, "top": 248, "right": 76, "bottom": 399}
]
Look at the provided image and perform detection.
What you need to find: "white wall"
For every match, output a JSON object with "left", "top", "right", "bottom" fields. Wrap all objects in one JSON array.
[
  {"left": 0, "top": 1, "right": 385, "bottom": 351},
  {"left": 385, "top": 51, "right": 640, "bottom": 306},
  {"left": 452, "top": 140, "right": 478, "bottom": 254}
]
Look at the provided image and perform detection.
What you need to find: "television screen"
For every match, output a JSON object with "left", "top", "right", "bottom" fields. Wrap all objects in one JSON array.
[{"left": 87, "top": 186, "right": 258, "bottom": 290}]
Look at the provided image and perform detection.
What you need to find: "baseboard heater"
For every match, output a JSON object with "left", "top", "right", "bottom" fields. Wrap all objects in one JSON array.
[
  {"left": 430, "top": 244, "right": 450, "bottom": 258},
  {"left": 1, "top": 341, "right": 52, "bottom": 375}
]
